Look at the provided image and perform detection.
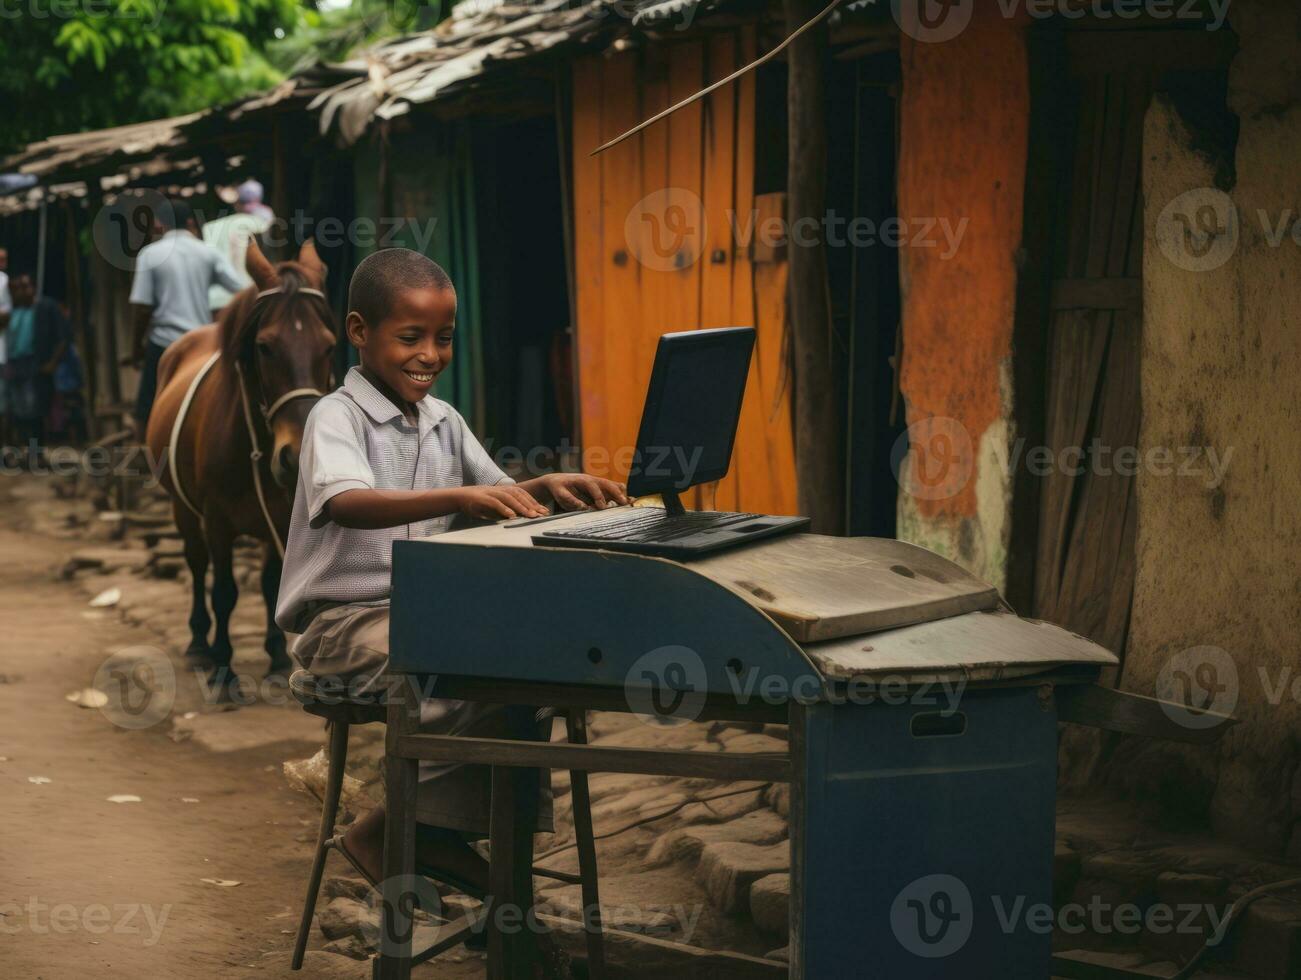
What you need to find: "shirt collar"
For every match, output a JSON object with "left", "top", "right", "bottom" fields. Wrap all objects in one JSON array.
[{"left": 341, "top": 366, "right": 450, "bottom": 429}]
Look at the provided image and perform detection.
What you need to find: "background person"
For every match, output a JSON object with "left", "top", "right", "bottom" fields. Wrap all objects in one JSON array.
[
  {"left": 0, "top": 246, "right": 11, "bottom": 445},
  {"left": 128, "top": 197, "right": 243, "bottom": 432},
  {"left": 5, "top": 272, "right": 71, "bottom": 463},
  {"left": 203, "top": 178, "right": 275, "bottom": 316}
]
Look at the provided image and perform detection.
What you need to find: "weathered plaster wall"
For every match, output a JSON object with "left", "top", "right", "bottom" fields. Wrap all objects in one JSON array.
[
  {"left": 1114, "top": 0, "right": 1301, "bottom": 853},
  {"left": 895, "top": 8, "right": 1028, "bottom": 591}
]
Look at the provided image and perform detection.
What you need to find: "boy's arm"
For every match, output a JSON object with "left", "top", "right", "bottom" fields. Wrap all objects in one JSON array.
[{"left": 326, "top": 484, "right": 548, "bottom": 529}]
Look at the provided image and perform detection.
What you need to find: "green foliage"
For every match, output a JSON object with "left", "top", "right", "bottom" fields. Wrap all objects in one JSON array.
[
  {"left": 0, "top": 0, "right": 306, "bottom": 155},
  {"left": 266, "top": 0, "right": 448, "bottom": 77},
  {"left": 0, "top": 0, "right": 455, "bottom": 157}
]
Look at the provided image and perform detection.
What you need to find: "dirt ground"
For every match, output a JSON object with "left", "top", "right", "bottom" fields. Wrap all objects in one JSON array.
[{"left": 0, "top": 475, "right": 484, "bottom": 979}]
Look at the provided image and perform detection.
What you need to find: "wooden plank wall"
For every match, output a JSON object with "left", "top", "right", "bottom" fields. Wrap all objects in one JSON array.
[{"left": 570, "top": 31, "right": 798, "bottom": 515}]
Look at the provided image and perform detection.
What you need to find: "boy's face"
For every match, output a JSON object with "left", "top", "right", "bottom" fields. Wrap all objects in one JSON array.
[{"left": 346, "top": 284, "right": 456, "bottom": 407}]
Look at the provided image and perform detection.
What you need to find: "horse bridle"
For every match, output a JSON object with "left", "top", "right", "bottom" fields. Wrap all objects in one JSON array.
[
  {"left": 234, "top": 284, "right": 333, "bottom": 559},
  {"left": 242, "top": 285, "right": 333, "bottom": 424}
]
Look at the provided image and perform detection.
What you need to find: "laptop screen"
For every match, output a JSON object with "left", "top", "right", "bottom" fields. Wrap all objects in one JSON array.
[{"left": 626, "top": 327, "right": 756, "bottom": 497}]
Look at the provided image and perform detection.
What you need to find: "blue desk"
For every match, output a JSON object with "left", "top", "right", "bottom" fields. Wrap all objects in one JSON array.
[{"left": 375, "top": 515, "right": 1132, "bottom": 979}]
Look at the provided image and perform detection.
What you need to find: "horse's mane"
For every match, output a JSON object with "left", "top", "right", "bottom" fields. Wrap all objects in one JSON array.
[{"left": 217, "top": 261, "right": 321, "bottom": 363}]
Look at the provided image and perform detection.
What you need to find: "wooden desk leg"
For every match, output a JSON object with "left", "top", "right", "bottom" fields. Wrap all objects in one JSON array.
[
  {"left": 377, "top": 674, "right": 420, "bottom": 980},
  {"left": 487, "top": 731, "right": 541, "bottom": 980},
  {"left": 565, "top": 712, "right": 606, "bottom": 979}
]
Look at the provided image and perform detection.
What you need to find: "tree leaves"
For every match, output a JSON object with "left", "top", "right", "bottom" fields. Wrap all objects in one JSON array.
[{"left": 0, "top": 0, "right": 304, "bottom": 154}]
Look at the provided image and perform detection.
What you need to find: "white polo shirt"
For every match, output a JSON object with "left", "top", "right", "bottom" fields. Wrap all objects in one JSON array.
[
  {"left": 129, "top": 230, "right": 244, "bottom": 347},
  {"left": 275, "top": 367, "right": 512, "bottom": 634}
]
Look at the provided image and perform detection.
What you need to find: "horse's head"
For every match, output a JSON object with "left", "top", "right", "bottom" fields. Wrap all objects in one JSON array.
[{"left": 227, "top": 239, "right": 337, "bottom": 490}]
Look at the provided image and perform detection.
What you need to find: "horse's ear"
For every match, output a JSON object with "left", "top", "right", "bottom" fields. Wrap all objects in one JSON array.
[
  {"left": 246, "top": 237, "right": 278, "bottom": 292},
  {"left": 297, "top": 238, "right": 328, "bottom": 287}
]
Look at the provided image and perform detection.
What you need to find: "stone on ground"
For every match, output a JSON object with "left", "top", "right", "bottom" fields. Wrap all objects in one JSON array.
[
  {"left": 698, "top": 841, "right": 791, "bottom": 914},
  {"left": 318, "top": 896, "right": 378, "bottom": 941},
  {"left": 647, "top": 809, "right": 787, "bottom": 867},
  {"left": 749, "top": 873, "right": 789, "bottom": 937}
]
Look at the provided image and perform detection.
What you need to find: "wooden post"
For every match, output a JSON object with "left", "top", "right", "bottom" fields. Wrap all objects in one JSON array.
[{"left": 783, "top": 0, "right": 844, "bottom": 534}]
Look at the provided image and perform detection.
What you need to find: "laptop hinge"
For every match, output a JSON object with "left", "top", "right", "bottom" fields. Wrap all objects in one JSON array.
[{"left": 662, "top": 490, "right": 687, "bottom": 517}]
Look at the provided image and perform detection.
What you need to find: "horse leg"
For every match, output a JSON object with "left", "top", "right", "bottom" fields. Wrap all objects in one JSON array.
[
  {"left": 206, "top": 518, "right": 241, "bottom": 700},
  {"left": 261, "top": 543, "right": 290, "bottom": 675},
  {"left": 176, "top": 506, "right": 213, "bottom": 666}
]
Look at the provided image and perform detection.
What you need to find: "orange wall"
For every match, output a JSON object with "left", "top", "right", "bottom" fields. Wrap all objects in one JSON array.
[
  {"left": 897, "top": 9, "right": 1029, "bottom": 528},
  {"left": 570, "top": 34, "right": 798, "bottom": 515}
]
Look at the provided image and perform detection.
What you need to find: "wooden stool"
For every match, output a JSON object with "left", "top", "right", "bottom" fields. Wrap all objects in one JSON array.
[{"left": 287, "top": 670, "right": 606, "bottom": 976}]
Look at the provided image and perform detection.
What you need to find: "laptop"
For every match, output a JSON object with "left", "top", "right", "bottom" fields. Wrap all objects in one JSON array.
[{"left": 531, "top": 326, "right": 809, "bottom": 560}]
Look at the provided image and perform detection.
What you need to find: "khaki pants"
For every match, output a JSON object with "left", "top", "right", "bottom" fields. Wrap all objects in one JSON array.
[{"left": 294, "top": 602, "right": 553, "bottom": 836}]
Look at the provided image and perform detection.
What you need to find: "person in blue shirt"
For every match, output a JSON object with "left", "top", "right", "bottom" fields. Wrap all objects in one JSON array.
[
  {"left": 5, "top": 272, "right": 71, "bottom": 461},
  {"left": 128, "top": 198, "right": 243, "bottom": 431}
]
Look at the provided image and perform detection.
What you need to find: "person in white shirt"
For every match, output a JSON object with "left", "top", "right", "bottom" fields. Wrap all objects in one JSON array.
[
  {"left": 128, "top": 198, "right": 243, "bottom": 429},
  {"left": 202, "top": 179, "right": 274, "bottom": 316}
]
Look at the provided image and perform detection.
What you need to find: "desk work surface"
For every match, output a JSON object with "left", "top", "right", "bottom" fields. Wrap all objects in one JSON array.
[
  {"left": 425, "top": 508, "right": 1001, "bottom": 643},
  {"left": 398, "top": 512, "right": 1116, "bottom": 688},
  {"left": 803, "top": 608, "right": 1118, "bottom": 683}
]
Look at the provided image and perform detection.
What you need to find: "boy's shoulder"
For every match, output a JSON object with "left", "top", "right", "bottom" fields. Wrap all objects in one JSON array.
[{"left": 306, "top": 387, "right": 368, "bottom": 431}]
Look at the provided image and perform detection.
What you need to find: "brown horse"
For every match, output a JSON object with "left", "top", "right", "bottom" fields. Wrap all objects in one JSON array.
[{"left": 146, "top": 240, "right": 336, "bottom": 693}]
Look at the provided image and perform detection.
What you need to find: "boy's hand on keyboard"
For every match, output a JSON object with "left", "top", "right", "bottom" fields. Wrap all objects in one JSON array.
[
  {"left": 539, "top": 473, "right": 630, "bottom": 512},
  {"left": 457, "top": 485, "right": 549, "bottom": 521}
]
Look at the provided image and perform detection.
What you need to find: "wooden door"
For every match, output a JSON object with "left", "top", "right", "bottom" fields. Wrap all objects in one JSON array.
[
  {"left": 1033, "top": 69, "right": 1151, "bottom": 660},
  {"left": 570, "top": 32, "right": 798, "bottom": 514}
]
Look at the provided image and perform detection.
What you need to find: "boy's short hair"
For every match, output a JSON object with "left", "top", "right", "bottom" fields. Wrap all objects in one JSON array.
[{"left": 348, "top": 248, "right": 453, "bottom": 328}]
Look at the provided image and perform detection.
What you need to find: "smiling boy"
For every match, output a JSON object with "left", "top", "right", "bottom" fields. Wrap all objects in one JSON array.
[{"left": 275, "top": 247, "right": 626, "bottom": 905}]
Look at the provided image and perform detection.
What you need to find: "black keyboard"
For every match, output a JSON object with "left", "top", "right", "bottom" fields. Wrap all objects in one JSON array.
[{"left": 544, "top": 510, "right": 762, "bottom": 544}]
